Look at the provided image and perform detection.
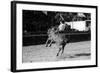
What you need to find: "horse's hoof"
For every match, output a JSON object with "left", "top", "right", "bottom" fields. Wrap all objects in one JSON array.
[
  {"left": 48, "top": 45, "right": 51, "bottom": 47},
  {"left": 56, "top": 54, "right": 58, "bottom": 56},
  {"left": 45, "top": 45, "right": 48, "bottom": 47}
]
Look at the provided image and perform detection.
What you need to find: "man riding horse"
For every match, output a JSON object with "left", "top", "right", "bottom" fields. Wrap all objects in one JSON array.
[{"left": 46, "top": 13, "right": 69, "bottom": 47}]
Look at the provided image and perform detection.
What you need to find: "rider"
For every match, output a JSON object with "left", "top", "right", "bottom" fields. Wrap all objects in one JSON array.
[{"left": 58, "top": 20, "right": 66, "bottom": 32}]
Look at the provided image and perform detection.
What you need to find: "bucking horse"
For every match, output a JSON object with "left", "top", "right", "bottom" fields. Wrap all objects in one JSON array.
[{"left": 45, "top": 25, "right": 70, "bottom": 56}]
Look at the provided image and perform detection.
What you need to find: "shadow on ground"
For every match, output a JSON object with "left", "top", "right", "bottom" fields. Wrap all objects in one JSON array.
[{"left": 56, "top": 53, "right": 91, "bottom": 61}]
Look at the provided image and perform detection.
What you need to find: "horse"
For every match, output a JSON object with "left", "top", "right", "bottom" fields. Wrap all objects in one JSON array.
[{"left": 45, "top": 26, "right": 69, "bottom": 56}]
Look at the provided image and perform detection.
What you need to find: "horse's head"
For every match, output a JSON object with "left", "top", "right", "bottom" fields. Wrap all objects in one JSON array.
[{"left": 47, "top": 26, "right": 59, "bottom": 37}]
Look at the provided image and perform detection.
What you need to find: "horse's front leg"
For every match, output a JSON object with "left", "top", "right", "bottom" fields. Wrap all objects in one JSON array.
[
  {"left": 45, "top": 38, "right": 49, "bottom": 47},
  {"left": 48, "top": 39, "right": 53, "bottom": 47}
]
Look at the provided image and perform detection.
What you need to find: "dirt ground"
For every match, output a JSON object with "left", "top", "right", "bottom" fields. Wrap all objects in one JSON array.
[{"left": 22, "top": 41, "right": 91, "bottom": 63}]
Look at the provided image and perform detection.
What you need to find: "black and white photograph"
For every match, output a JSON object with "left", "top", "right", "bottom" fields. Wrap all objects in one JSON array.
[
  {"left": 11, "top": 1, "right": 97, "bottom": 72},
  {"left": 22, "top": 10, "right": 91, "bottom": 62}
]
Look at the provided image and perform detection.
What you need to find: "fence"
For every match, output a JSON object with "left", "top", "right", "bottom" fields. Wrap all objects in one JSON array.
[{"left": 23, "top": 32, "right": 91, "bottom": 46}]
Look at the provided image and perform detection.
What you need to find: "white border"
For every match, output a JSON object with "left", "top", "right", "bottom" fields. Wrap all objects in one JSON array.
[{"left": 16, "top": 3, "right": 96, "bottom": 70}]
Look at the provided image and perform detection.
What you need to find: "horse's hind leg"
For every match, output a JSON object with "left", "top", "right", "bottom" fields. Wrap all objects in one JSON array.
[
  {"left": 61, "top": 45, "right": 65, "bottom": 55},
  {"left": 56, "top": 46, "right": 62, "bottom": 56}
]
